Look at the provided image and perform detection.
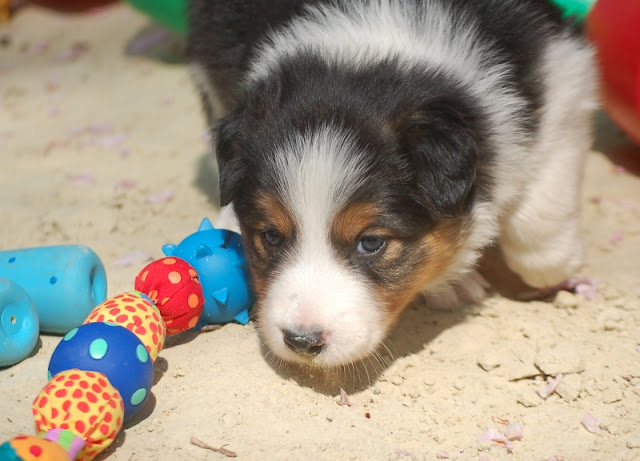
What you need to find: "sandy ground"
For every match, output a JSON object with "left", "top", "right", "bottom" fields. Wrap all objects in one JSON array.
[{"left": 1, "top": 5, "right": 640, "bottom": 461}]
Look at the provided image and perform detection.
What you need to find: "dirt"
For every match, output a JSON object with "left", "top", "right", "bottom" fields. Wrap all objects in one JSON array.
[{"left": 1, "top": 5, "right": 639, "bottom": 461}]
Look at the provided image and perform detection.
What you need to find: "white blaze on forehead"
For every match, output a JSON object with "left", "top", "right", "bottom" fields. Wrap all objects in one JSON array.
[
  {"left": 247, "top": 0, "right": 535, "bottom": 286},
  {"left": 260, "top": 125, "right": 386, "bottom": 366},
  {"left": 273, "top": 124, "right": 369, "bottom": 243}
]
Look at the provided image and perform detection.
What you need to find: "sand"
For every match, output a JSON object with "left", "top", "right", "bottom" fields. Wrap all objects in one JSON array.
[{"left": 1, "top": 5, "right": 639, "bottom": 461}]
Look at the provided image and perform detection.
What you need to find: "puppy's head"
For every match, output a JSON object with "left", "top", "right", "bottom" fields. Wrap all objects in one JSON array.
[{"left": 214, "top": 66, "right": 481, "bottom": 367}]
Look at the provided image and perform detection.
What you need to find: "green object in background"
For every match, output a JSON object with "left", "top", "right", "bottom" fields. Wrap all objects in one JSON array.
[
  {"left": 124, "top": 0, "right": 596, "bottom": 35},
  {"left": 548, "top": 0, "right": 597, "bottom": 22},
  {"left": 125, "top": 0, "right": 187, "bottom": 34}
]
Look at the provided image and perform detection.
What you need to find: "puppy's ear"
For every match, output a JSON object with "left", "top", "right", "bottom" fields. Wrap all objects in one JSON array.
[
  {"left": 215, "top": 112, "right": 247, "bottom": 207},
  {"left": 399, "top": 99, "right": 479, "bottom": 217}
]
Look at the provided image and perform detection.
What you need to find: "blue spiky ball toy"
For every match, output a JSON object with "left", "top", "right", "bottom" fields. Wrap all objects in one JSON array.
[{"left": 161, "top": 219, "right": 254, "bottom": 326}]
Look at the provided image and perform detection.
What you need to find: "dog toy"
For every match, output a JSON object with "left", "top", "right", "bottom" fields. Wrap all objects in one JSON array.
[
  {"left": 586, "top": 0, "right": 640, "bottom": 145},
  {"left": 549, "top": 0, "right": 596, "bottom": 21},
  {"left": 0, "top": 245, "right": 107, "bottom": 334},
  {"left": 33, "top": 369, "right": 125, "bottom": 461},
  {"left": 550, "top": 0, "right": 640, "bottom": 145},
  {"left": 48, "top": 322, "right": 154, "bottom": 422},
  {"left": 161, "top": 218, "right": 254, "bottom": 326},
  {"left": 125, "top": 0, "right": 186, "bottom": 34},
  {"left": 0, "top": 220, "right": 254, "bottom": 460},
  {"left": 0, "top": 278, "right": 39, "bottom": 367},
  {"left": 0, "top": 245, "right": 107, "bottom": 367},
  {"left": 83, "top": 291, "right": 166, "bottom": 361},
  {"left": 135, "top": 258, "right": 204, "bottom": 335}
]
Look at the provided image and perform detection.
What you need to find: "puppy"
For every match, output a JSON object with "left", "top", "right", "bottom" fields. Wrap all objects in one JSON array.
[{"left": 187, "top": 0, "right": 596, "bottom": 368}]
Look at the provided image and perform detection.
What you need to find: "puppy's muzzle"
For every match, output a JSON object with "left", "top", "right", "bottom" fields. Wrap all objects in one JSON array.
[{"left": 282, "top": 328, "right": 326, "bottom": 356}]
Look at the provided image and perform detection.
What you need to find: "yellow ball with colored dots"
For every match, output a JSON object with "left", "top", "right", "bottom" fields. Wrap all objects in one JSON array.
[
  {"left": 83, "top": 291, "right": 166, "bottom": 361},
  {"left": 32, "top": 369, "right": 125, "bottom": 461}
]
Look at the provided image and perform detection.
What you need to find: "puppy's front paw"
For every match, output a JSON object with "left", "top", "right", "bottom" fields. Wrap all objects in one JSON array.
[
  {"left": 501, "top": 224, "right": 584, "bottom": 289},
  {"left": 421, "top": 270, "right": 489, "bottom": 311}
]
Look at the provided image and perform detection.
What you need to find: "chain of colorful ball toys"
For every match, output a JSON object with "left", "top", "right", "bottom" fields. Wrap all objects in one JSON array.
[{"left": 0, "top": 218, "right": 254, "bottom": 461}]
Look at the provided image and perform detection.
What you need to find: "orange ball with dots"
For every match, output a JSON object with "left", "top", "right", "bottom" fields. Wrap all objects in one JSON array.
[
  {"left": 1, "top": 434, "right": 70, "bottom": 460},
  {"left": 135, "top": 257, "right": 204, "bottom": 335}
]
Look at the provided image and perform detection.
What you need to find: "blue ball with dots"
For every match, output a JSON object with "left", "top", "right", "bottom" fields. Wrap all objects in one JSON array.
[{"left": 48, "top": 322, "right": 154, "bottom": 422}]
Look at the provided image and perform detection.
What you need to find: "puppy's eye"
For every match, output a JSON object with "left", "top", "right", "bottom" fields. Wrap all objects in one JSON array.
[
  {"left": 357, "top": 235, "right": 385, "bottom": 255},
  {"left": 263, "top": 229, "right": 283, "bottom": 247}
]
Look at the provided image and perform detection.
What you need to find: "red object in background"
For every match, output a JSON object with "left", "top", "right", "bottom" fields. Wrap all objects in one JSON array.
[
  {"left": 28, "top": 0, "right": 118, "bottom": 13},
  {"left": 587, "top": 0, "right": 640, "bottom": 145}
]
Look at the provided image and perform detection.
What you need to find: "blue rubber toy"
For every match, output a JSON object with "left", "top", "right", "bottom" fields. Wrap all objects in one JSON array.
[
  {"left": 0, "top": 245, "right": 107, "bottom": 334},
  {"left": 0, "top": 278, "right": 39, "bottom": 367},
  {"left": 48, "top": 322, "right": 153, "bottom": 422},
  {"left": 162, "top": 218, "right": 254, "bottom": 325}
]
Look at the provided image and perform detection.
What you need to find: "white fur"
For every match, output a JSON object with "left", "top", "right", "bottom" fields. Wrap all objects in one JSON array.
[
  {"left": 249, "top": 0, "right": 596, "bottom": 291},
  {"left": 214, "top": 1, "right": 596, "bottom": 363},
  {"left": 245, "top": 0, "right": 532, "bottom": 291},
  {"left": 499, "top": 36, "right": 597, "bottom": 287},
  {"left": 260, "top": 125, "right": 387, "bottom": 366}
]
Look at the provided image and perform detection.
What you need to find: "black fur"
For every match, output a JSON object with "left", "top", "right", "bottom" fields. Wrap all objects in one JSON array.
[{"left": 188, "top": 0, "right": 575, "bottom": 225}]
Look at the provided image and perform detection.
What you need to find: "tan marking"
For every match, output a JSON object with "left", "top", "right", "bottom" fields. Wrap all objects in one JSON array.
[
  {"left": 254, "top": 194, "right": 295, "bottom": 239},
  {"left": 332, "top": 202, "right": 381, "bottom": 244},
  {"left": 375, "top": 218, "right": 468, "bottom": 320}
]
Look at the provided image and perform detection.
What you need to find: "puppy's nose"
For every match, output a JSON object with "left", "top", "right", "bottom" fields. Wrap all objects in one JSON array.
[{"left": 282, "top": 328, "right": 325, "bottom": 356}]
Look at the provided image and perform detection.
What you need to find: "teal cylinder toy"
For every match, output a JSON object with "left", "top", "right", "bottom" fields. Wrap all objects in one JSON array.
[
  {"left": 0, "top": 245, "right": 107, "bottom": 334},
  {"left": 0, "top": 278, "right": 39, "bottom": 367}
]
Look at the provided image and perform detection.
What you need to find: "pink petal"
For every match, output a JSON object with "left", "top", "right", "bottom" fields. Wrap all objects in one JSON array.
[
  {"left": 581, "top": 413, "right": 600, "bottom": 434},
  {"left": 478, "top": 428, "right": 507, "bottom": 444},
  {"left": 505, "top": 423, "right": 524, "bottom": 441},
  {"left": 542, "top": 457, "right": 564, "bottom": 461},
  {"left": 95, "top": 133, "right": 128, "bottom": 148},
  {"left": 614, "top": 199, "right": 638, "bottom": 211},
  {"left": 54, "top": 41, "right": 90, "bottom": 62},
  {"left": 479, "top": 457, "right": 499, "bottom": 461},
  {"left": 113, "top": 251, "right": 154, "bottom": 268},
  {"left": 147, "top": 190, "right": 174, "bottom": 204},
  {"left": 68, "top": 172, "right": 96, "bottom": 185},
  {"left": 536, "top": 374, "right": 563, "bottom": 399},
  {"left": 87, "top": 123, "right": 114, "bottom": 134},
  {"left": 114, "top": 179, "right": 137, "bottom": 190},
  {"left": 610, "top": 231, "right": 624, "bottom": 244},
  {"left": 394, "top": 449, "right": 412, "bottom": 457},
  {"left": 574, "top": 278, "right": 599, "bottom": 301},
  {"left": 339, "top": 388, "right": 352, "bottom": 406},
  {"left": 435, "top": 450, "right": 450, "bottom": 459}
]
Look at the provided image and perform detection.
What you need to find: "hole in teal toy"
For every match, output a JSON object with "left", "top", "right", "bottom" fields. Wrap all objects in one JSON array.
[
  {"left": 89, "top": 264, "right": 107, "bottom": 306},
  {"left": 49, "top": 276, "right": 57, "bottom": 285},
  {"left": 8, "top": 257, "right": 15, "bottom": 263},
  {"left": 10, "top": 316, "right": 16, "bottom": 324}
]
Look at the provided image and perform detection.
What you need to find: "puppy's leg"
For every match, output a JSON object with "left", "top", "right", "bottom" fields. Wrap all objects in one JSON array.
[
  {"left": 499, "top": 151, "right": 585, "bottom": 288},
  {"left": 499, "top": 39, "right": 596, "bottom": 289},
  {"left": 422, "top": 270, "right": 490, "bottom": 311}
]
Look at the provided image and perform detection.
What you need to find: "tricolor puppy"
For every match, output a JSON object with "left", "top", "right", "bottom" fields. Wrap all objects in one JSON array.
[{"left": 187, "top": 0, "right": 596, "bottom": 367}]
